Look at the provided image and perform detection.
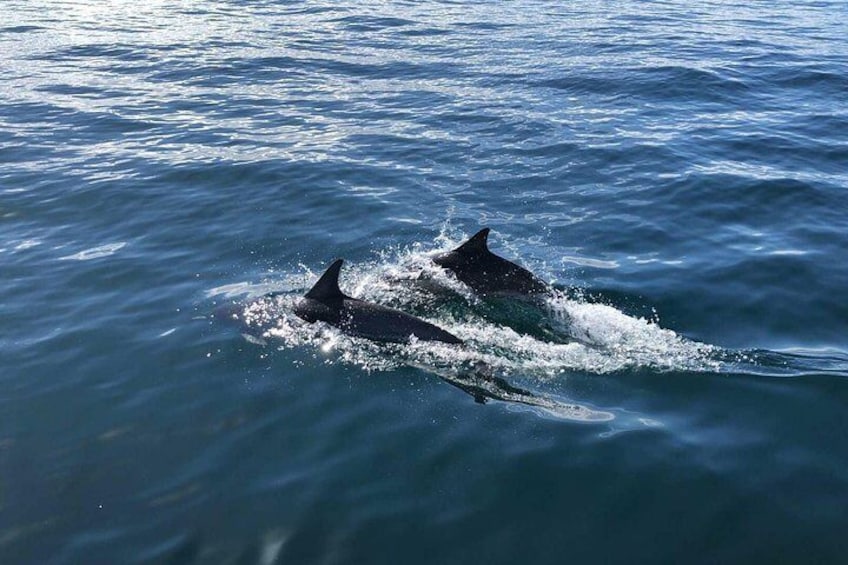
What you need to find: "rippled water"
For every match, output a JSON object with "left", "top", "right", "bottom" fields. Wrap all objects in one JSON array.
[{"left": 2, "top": 1, "right": 848, "bottom": 563}]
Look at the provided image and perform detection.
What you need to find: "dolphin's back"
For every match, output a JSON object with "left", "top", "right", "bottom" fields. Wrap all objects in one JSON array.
[
  {"left": 339, "top": 298, "right": 461, "bottom": 344},
  {"left": 434, "top": 228, "right": 548, "bottom": 295},
  {"left": 293, "top": 259, "right": 462, "bottom": 345}
]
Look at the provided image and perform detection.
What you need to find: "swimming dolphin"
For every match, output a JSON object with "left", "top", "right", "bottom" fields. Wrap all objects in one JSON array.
[
  {"left": 443, "top": 362, "right": 535, "bottom": 404},
  {"left": 433, "top": 228, "right": 548, "bottom": 296},
  {"left": 294, "top": 259, "right": 463, "bottom": 344}
]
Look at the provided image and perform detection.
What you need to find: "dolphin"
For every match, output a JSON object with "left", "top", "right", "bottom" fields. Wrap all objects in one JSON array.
[
  {"left": 294, "top": 259, "right": 463, "bottom": 344},
  {"left": 433, "top": 228, "right": 549, "bottom": 296},
  {"left": 441, "top": 362, "right": 535, "bottom": 404}
]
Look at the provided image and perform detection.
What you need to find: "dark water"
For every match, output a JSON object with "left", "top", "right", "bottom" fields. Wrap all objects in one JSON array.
[{"left": 3, "top": 1, "right": 848, "bottom": 563}]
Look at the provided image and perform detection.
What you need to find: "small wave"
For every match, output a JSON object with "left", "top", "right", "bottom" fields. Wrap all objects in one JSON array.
[
  {"left": 0, "top": 25, "right": 45, "bottom": 34},
  {"left": 725, "top": 348, "right": 848, "bottom": 378},
  {"left": 59, "top": 242, "right": 126, "bottom": 261},
  {"left": 13, "top": 239, "right": 42, "bottom": 251},
  {"left": 537, "top": 65, "right": 750, "bottom": 104}
]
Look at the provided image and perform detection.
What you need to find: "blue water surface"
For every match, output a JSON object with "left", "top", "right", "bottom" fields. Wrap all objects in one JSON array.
[{"left": 2, "top": 1, "right": 848, "bottom": 563}]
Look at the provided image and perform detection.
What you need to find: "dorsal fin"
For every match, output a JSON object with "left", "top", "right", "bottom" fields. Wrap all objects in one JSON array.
[
  {"left": 304, "top": 259, "right": 345, "bottom": 300},
  {"left": 454, "top": 228, "right": 490, "bottom": 255}
]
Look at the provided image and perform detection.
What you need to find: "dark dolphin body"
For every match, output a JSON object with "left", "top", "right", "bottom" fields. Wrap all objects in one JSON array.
[
  {"left": 433, "top": 228, "right": 549, "bottom": 296},
  {"left": 294, "top": 259, "right": 462, "bottom": 344}
]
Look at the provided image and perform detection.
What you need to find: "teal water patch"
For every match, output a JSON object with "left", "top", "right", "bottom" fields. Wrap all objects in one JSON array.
[{"left": 2, "top": 0, "right": 848, "bottom": 563}]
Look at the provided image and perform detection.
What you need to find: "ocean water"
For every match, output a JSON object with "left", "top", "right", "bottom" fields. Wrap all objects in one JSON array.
[{"left": 2, "top": 0, "right": 848, "bottom": 563}]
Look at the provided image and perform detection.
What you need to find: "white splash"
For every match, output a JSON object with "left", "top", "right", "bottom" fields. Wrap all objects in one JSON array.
[{"left": 233, "top": 230, "right": 723, "bottom": 421}]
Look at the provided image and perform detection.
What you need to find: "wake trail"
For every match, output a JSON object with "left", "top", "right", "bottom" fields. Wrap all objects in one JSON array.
[{"left": 209, "top": 230, "right": 774, "bottom": 420}]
